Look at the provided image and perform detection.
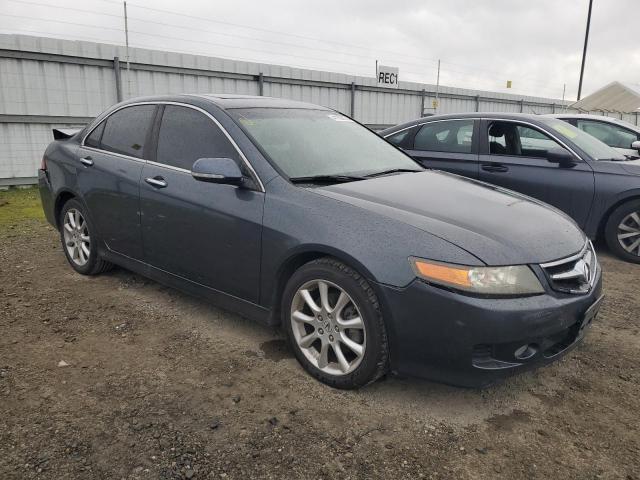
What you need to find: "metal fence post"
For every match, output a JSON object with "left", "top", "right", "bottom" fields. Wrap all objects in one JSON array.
[
  {"left": 113, "top": 57, "right": 123, "bottom": 102},
  {"left": 636, "top": 112, "right": 639, "bottom": 126},
  {"left": 350, "top": 82, "right": 356, "bottom": 118},
  {"left": 551, "top": 103, "right": 556, "bottom": 114},
  {"left": 475, "top": 95, "right": 480, "bottom": 112},
  {"left": 420, "top": 89, "right": 425, "bottom": 117},
  {"left": 519, "top": 99, "right": 524, "bottom": 113},
  {"left": 258, "top": 72, "right": 264, "bottom": 96}
]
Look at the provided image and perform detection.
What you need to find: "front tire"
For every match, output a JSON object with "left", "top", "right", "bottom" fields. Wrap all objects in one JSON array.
[
  {"left": 604, "top": 200, "right": 640, "bottom": 264},
  {"left": 282, "top": 257, "right": 389, "bottom": 389},
  {"left": 59, "top": 199, "right": 113, "bottom": 275}
]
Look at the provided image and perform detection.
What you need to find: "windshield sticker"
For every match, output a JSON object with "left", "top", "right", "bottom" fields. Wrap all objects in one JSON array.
[
  {"left": 552, "top": 124, "right": 578, "bottom": 138},
  {"left": 327, "top": 114, "right": 353, "bottom": 122}
]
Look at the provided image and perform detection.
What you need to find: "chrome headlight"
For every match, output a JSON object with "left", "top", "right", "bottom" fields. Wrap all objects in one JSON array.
[{"left": 410, "top": 257, "right": 544, "bottom": 296}]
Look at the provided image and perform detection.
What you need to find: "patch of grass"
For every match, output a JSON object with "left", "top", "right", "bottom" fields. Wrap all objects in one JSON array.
[{"left": 0, "top": 186, "right": 45, "bottom": 228}]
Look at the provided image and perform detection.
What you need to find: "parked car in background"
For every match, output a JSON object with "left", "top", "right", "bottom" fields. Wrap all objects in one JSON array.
[
  {"left": 381, "top": 113, "right": 640, "bottom": 263},
  {"left": 550, "top": 113, "right": 640, "bottom": 157},
  {"left": 39, "top": 95, "right": 602, "bottom": 389}
]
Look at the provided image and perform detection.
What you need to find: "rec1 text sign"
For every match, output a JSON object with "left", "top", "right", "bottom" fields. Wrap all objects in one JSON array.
[{"left": 376, "top": 65, "right": 399, "bottom": 89}]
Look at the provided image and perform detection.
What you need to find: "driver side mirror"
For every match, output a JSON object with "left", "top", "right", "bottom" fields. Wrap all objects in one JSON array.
[
  {"left": 546, "top": 147, "right": 577, "bottom": 167},
  {"left": 632, "top": 140, "right": 640, "bottom": 153},
  {"left": 191, "top": 158, "right": 244, "bottom": 186}
]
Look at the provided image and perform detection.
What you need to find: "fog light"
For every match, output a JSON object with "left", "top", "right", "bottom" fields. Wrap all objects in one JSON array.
[{"left": 514, "top": 344, "right": 538, "bottom": 360}]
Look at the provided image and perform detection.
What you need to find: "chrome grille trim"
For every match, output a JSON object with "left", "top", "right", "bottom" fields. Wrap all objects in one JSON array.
[{"left": 540, "top": 241, "right": 598, "bottom": 294}]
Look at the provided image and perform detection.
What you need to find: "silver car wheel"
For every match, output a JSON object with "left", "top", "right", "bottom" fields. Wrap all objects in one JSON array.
[
  {"left": 290, "top": 279, "right": 366, "bottom": 376},
  {"left": 63, "top": 208, "right": 91, "bottom": 266},
  {"left": 617, "top": 211, "right": 640, "bottom": 256}
]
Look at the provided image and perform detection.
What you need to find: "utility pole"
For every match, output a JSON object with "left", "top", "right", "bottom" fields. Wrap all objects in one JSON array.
[
  {"left": 577, "top": 0, "right": 593, "bottom": 101},
  {"left": 562, "top": 83, "right": 567, "bottom": 111},
  {"left": 435, "top": 59, "right": 440, "bottom": 114},
  {"left": 124, "top": 1, "right": 131, "bottom": 97}
]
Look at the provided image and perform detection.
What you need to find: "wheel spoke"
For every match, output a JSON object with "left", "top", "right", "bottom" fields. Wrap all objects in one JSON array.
[
  {"left": 332, "top": 291, "right": 350, "bottom": 315},
  {"left": 618, "top": 231, "right": 640, "bottom": 240},
  {"left": 80, "top": 234, "right": 90, "bottom": 242},
  {"left": 630, "top": 212, "right": 640, "bottom": 228},
  {"left": 299, "top": 332, "right": 318, "bottom": 348},
  {"left": 339, "top": 332, "right": 364, "bottom": 357},
  {"left": 337, "top": 315, "right": 364, "bottom": 329},
  {"left": 64, "top": 223, "right": 74, "bottom": 233},
  {"left": 67, "top": 211, "right": 76, "bottom": 228},
  {"left": 624, "top": 237, "right": 640, "bottom": 253},
  {"left": 300, "top": 289, "right": 321, "bottom": 314},
  {"left": 318, "top": 281, "right": 331, "bottom": 311},
  {"left": 317, "top": 341, "right": 329, "bottom": 369},
  {"left": 74, "top": 210, "right": 81, "bottom": 229},
  {"left": 81, "top": 243, "right": 91, "bottom": 257},
  {"left": 619, "top": 223, "right": 638, "bottom": 232},
  {"left": 332, "top": 343, "right": 350, "bottom": 373},
  {"left": 292, "top": 310, "right": 315, "bottom": 324}
]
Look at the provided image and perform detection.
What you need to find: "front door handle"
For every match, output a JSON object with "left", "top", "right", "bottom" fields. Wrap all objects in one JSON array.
[
  {"left": 481, "top": 163, "right": 509, "bottom": 173},
  {"left": 80, "top": 156, "right": 94, "bottom": 167},
  {"left": 145, "top": 176, "right": 168, "bottom": 188}
]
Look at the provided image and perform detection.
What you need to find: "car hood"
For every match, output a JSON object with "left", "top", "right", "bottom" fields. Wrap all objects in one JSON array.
[{"left": 315, "top": 171, "right": 586, "bottom": 265}]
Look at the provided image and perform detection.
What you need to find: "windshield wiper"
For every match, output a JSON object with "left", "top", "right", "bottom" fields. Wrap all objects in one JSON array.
[
  {"left": 289, "top": 174, "right": 365, "bottom": 184},
  {"left": 365, "top": 168, "right": 423, "bottom": 178}
]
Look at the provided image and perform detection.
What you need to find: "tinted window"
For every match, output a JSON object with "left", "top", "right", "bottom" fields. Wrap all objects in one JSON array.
[
  {"left": 413, "top": 120, "right": 474, "bottom": 153},
  {"left": 100, "top": 105, "right": 156, "bottom": 158},
  {"left": 387, "top": 129, "right": 411, "bottom": 147},
  {"left": 575, "top": 119, "right": 639, "bottom": 149},
  {"left": 85, "top": 121, "right": 105, "bottom": 148},
  {"left": 488, "top": 121, "right": 563, "bottom": 158},
  {"left": 156, "top": 105, "right": 239, "bottom": 170}
]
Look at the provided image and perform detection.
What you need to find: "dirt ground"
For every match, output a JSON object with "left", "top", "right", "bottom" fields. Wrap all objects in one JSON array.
[{"left": 1, "top": 188, "right": 639, "bottom": 480}]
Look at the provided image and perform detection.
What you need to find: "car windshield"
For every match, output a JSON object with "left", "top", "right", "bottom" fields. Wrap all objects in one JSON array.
[
  {"left": 540, "top": 118, "right": 627, "bottom": 161},
  {"left": 229, "top": 108, "right": 421, "bottom": 178}
]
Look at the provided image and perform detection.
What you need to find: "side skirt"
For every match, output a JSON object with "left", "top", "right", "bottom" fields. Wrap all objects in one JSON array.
[{"left": 100, "top": 248, "right": 275, "bottom": 326}]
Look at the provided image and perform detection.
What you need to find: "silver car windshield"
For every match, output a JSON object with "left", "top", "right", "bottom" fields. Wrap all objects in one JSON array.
[
  {"left": 540, "top": 118, "right": 627, "bottom": 161},
  {"left": 229, "top": 108, "right": 420, "bottom": 178}
]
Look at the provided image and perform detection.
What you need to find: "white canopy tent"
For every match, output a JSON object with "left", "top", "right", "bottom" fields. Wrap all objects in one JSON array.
[{"left": 572, "top": 81, "right": 640, "bottom": 113}]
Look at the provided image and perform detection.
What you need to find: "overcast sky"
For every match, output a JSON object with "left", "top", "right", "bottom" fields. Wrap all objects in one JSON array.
[{"left": 1, "top": 0, "right": 638, "bottom": 100}]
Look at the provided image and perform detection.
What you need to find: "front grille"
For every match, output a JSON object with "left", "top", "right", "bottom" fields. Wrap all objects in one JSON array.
[{"left": 541, "top": 241, "right": 598, "bottom": 294}]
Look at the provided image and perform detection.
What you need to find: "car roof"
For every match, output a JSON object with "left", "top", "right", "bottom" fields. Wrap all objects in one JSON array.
[
  {"left": 118, "top": 94, "right": 329, "bottom": 111},
  {"left": 379, "top": 112, "right": 547, "bottom": 135},
  {"left": 547, "top": 113, "right": 640, "bottom": 131}
]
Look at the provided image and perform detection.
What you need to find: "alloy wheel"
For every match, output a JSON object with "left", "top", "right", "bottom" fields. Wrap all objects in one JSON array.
[
  {"left": 617, "top": 211, "right": 640, "bottom": 256},
  {"left": 290, "top": 279, "right": 366, "bottom": 376},
  {"left": 63, "top": 208, "right": 91, "bottom": 266}
]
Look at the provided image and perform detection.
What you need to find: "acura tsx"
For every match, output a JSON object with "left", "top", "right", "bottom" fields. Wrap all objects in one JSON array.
[{"left": 39, "top": 94, "right": 603, "bottom": 389}]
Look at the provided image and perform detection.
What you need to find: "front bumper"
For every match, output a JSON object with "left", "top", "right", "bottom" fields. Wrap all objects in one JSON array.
[{"left": 377, "top": 268, "right": 603, "bottom": 387}]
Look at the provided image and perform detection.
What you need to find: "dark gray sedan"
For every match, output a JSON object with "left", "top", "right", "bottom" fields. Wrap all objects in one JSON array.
[{"left": 39, "top": 95, "right": 602, "bottom": 389}]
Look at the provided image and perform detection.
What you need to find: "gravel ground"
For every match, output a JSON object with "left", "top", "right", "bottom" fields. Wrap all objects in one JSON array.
[{"left": 1, "top": 191, "right": 639, "bottom": 479}]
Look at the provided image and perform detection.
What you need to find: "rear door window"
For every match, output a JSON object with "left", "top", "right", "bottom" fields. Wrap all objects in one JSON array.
[
  {"left": 100, "top": 105, "right": 156, "bottom": 158},
  {"left": 413, "top": 120, "right": 474, "bottom": 153},
  {"left": 155, "top": 105, "right": 240, "bottom": 171}
]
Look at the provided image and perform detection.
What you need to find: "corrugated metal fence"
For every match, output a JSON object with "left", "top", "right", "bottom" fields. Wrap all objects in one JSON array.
[{"left": 1, "top": 34, "right": 638, "bottom": 185}]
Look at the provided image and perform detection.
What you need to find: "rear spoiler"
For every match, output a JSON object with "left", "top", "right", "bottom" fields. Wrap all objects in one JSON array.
[{"left": 53, "top": 128, "right": 83, "bottom": 140}]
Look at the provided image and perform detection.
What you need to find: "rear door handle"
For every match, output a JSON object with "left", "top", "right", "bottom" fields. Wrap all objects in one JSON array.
[
  {"left": 481, "top": 163, "right": 509, "bottom": 173},
  {"left": 80, "top": 156, "right": 94, "bottom": 166},
  {"left": 145, "top": 176, "right": 168, "bottom": 188}
]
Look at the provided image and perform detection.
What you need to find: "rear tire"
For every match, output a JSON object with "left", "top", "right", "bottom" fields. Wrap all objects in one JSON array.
[
  {"left": 59, "top": 199, "right": 114, "bottom": 275},
  {"left": 282, "top": 257, "right": 389, "bottom": 389},
  {"left": 604, "top": 200, "right": 640, "bottom": 264}
]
